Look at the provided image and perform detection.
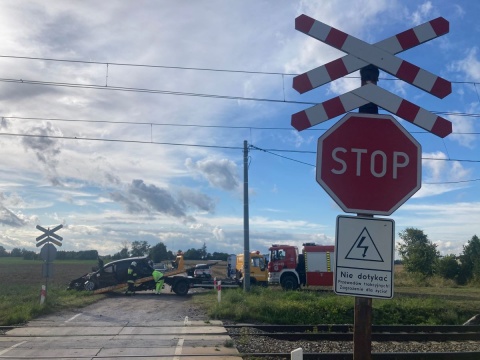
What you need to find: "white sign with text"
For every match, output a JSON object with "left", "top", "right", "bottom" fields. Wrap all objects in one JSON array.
[{"left": 334, "top": 215, "right": 394, "bottom": 299}]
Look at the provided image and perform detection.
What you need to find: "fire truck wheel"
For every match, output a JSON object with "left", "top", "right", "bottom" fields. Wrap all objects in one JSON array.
[{"left": 281, "top": 274, "right": 298, "bottom": 291}]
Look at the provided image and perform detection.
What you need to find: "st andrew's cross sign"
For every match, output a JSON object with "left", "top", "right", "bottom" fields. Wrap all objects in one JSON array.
[{"left": 291, "top": 15, "right": 453, "bottom": 138}]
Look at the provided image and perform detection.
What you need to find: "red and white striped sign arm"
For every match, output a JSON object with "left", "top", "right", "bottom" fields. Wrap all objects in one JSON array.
[
  {"left": 291, "top": 91, "right": 368, "bottom": 131},
  {"left": 294, "top": 15, "right": 451, "bottom": 99},
  {"left": 352, "top": 84, "right": 452, "bottom": 138},
  {"left": 292, "top": 83, "right": 452, "bottom": 138},
  {"left": 293, "top": 16, "right": 449, "bottom": 94}
]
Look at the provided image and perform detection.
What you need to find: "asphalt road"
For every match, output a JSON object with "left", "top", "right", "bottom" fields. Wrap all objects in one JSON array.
[{"left": 0, "top": 289, "right": 242, "bottom": 359}]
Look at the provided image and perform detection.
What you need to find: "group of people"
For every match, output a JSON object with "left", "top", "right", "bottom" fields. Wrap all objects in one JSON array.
[{"left": 125, "top": 260, "right": 165, "bottom": 296}]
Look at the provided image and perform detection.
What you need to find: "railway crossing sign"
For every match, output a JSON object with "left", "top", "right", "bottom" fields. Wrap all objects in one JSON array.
[
  {"left": 291, "top": 14, "right": 453, "bottom": 138},
  {"left": 40, "top": 243, "right": 57, "bottom": 261},
  {"left": 36, "top": 224, "right": 63, "bottom": 247},
  {"left": 316, "top": 113, "right": 421, "bottom": 215},
  {"left": 334, "top": 215, "right": 394, "bottom": 299}
]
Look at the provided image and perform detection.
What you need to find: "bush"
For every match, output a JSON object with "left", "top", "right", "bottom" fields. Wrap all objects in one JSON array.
[{"left": 437, "top": 255, "right": 461, "bottom": 281}]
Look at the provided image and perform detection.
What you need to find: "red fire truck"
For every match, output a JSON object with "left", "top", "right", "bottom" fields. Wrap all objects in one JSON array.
[{"left": 267, "top": 243, "right": 335, "bottom": 290}]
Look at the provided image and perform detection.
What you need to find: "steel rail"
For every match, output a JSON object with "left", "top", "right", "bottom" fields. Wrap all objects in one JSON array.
[
  {"left": 225, "top": 324, "right": 480, "bottom": 333},
  {"left": 0, "top": 354, "right": 478, "bottom": 359},
  {"left": 240, "top": 352, "right": 480, "bottom": 360},
  {"left": 232, "top": 331, "right": 480, "bottom": 341}
]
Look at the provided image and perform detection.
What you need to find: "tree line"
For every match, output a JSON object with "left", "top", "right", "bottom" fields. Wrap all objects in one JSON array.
[
  {"left": 107, "top": 241, "right": 230, "bottom": 263},
  {"left": 0, "top": 241, "right": 230, "bottom": 263},
  {"left": 398, "top": 228, "right": 480, "bottom": 284}
]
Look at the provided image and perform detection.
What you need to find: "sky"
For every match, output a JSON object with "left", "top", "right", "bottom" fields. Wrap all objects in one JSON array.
[{"left": 0, "top": 0, "right": 478, "bottom": 259}]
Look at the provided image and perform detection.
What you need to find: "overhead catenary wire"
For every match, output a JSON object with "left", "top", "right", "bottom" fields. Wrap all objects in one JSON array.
[
  {"left": 2, "top": 115, "right": 480, "bottom": 135},
  {"left": 1, "top": 130, "right": 479, "bottom": 166},
  {"left": 1, "top": 54, "right": 480, "bottom": 86},
  {"left": 1, "top": 55, "right": 479, "bottom": 185},
  {"left": 248, "top": 145, "right": 480, "bottom": 185},
  {"left": 2, "top": 76, "right": 480, "bottom": 121}
]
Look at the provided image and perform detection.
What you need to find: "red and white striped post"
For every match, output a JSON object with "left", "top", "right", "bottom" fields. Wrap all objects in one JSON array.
[
  {"left": 217, "top": 280, "right": 222, "bottom": 303},
  {"left": 40, "top": 285, "right": 46, "bottom": 305}
]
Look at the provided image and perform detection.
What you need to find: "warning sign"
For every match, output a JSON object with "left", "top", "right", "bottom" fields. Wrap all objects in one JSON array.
[
  {"left": 345, "top": 227, "right": 383, "bottom": 262},
  {"left": 334, "top": 215, "right": 394, "bottom": 299}
]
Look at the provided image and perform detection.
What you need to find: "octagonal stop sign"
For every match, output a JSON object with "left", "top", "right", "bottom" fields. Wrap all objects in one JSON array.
[{"left": 316, "top": 113, "right": 421, "bottom": 215}]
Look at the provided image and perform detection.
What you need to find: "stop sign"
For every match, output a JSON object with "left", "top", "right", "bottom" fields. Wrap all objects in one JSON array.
[{"left": 316, "top": 113, "right": 421, "bottom": 215}]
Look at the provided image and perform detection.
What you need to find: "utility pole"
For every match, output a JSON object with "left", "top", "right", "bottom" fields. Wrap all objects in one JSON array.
[{"left": 243, "top": 140, "right": 251, "bottom": 291}]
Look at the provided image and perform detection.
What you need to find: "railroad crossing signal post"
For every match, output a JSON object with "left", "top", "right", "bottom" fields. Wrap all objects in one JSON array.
[
  {"left": 353, "top": 65, "right": 379, "bottom": 360},
  {"left": 292, "top": 14, "right": 453, "bottom": 360},
  {"left": 36, "top": 224, "right": 63, "bottom": 304}
]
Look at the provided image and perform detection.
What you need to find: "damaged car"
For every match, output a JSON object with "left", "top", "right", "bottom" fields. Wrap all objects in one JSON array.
[{"left": 68, "top": 256, "right": 156, "bottom": 291}]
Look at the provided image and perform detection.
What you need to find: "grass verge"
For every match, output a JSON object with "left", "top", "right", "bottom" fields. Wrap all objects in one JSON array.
[{"left": 192, "top": 286, "right": 480, "bottom": 325}]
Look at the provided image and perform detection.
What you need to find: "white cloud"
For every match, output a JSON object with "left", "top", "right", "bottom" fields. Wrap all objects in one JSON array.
[
  {"left": 422, "top": 151, "right": 472, "bottom": 182},
  {"left": 185, "top": 157, "right": 241, "bottom": 192},
  {"left": 447, "top": 106, "right": 478, "bottom": 149},
  {"left": 450, "top": 47, "right": 480, "bottom": 81},
  {"left": 397, "top": 201, "right": 480, "bottom": 255},
  {"left": 412, "top": 151, "right": 472, "bottom": 198},
  {"left": 411, "top": 1, "right": 435, "bottom": 25}
]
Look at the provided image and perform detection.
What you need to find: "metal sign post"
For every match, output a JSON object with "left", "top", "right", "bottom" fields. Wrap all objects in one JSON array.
[
  {"left": 353, "top": 65, "right": 378, "bottom": 360},
  {"left": 36, "top": 224, "right": 63, "bottom": 304}
]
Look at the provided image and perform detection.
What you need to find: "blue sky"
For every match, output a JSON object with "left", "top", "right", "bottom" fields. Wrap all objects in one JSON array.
[{"left": 0, "top": 0, "right": 478, "bottom": 258}]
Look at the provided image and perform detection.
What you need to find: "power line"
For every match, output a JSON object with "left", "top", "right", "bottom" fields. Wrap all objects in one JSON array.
[
  {"left": 249, "top": 145, "right": 480, "bottom": 185},
  {"left": 2, "top": 130, "right": 479, "bottom": 165},
  {"left": 1, "top": 77, "right": 480, "bottom": 122},
  {"left": 0, "top": 132, "right": 243, "bottom": 150},
  {"left": 2, "top": 54, "right": 480, "bottom": 86},
  {"left": 4, "top": 115, "right": 479, "bottom": 135},
  {"left": 249, "top": 145, "right": 315, "bottom": 167},
  {"left": 0, "top": 55, "right": 296, "bottom": 76},
  {"left": 0, "top": 77, "right": 317, "bottom": 106},
  {"left": 424, "top": 178, "right": 480, "bottom": 185},
  {"left": 1, "top": 130, "right": 479, "bottom": 184}
]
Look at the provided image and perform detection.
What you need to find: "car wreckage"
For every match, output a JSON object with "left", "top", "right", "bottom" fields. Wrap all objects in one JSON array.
[{"left": 68, "top": 256, "right": 156, "bottom": 292}]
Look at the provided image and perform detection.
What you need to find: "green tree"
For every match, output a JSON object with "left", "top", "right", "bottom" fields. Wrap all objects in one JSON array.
[
  {"left": 149, "top": 242, "right": 168, "bottom": 263},
  {"left": 0, "top": 246, "right": 7, "bottom": 257},
  {"left": 131, "top": 240, "right": 150, "bottom": 257},
  {"left": 210, "top": 252, "right": 229, "bottom": 261},
  {"left": 437, "top": 254, "right": 460, "bottom": 281},
  {"left": 459, "top": 235, "right": 480, "bottom": 283},
  {"left": 184, "top": 247, "right": 203, "bottom": 260},
  {"left": 397, "top": 228, "right": 439, "bottom": 276},
  {"left": 200, "top": 242, "right": 207, "bottom": 259},
  {"left": 112, "top": 244, "right": 130, "bottom": 260},
  {"left": 10, "top": 247, "right": 22, "bottom": 257}
]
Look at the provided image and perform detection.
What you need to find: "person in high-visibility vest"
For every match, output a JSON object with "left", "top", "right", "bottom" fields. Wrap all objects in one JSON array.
[
  {"left": 126, "top": 261, "right": 137, "bottom": 295},
  {"left": 152, "top": 269, "right": 164, "bottom": 295}
]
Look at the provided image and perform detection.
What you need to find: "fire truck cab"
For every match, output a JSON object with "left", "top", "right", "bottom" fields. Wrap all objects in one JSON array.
[{"left": 268, "top": 243, "right": 334, "bottom": 290}]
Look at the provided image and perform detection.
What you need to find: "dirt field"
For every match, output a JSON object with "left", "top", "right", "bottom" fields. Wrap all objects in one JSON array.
[{"left": 0, "top": 259, "right": 96, "bottom": 287}]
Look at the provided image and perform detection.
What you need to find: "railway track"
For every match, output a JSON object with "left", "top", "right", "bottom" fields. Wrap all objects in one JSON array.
[
  {"left": 3, "top": 324, "right": 480, "bottom": 359},
  {"left": 225, "top": 324, "right": 480, "bottom": 359}
]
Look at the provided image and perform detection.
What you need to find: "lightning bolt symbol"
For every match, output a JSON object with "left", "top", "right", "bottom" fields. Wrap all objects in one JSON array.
[{"left": 357, "top": 236, "right": 368, "bottom": 258}]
